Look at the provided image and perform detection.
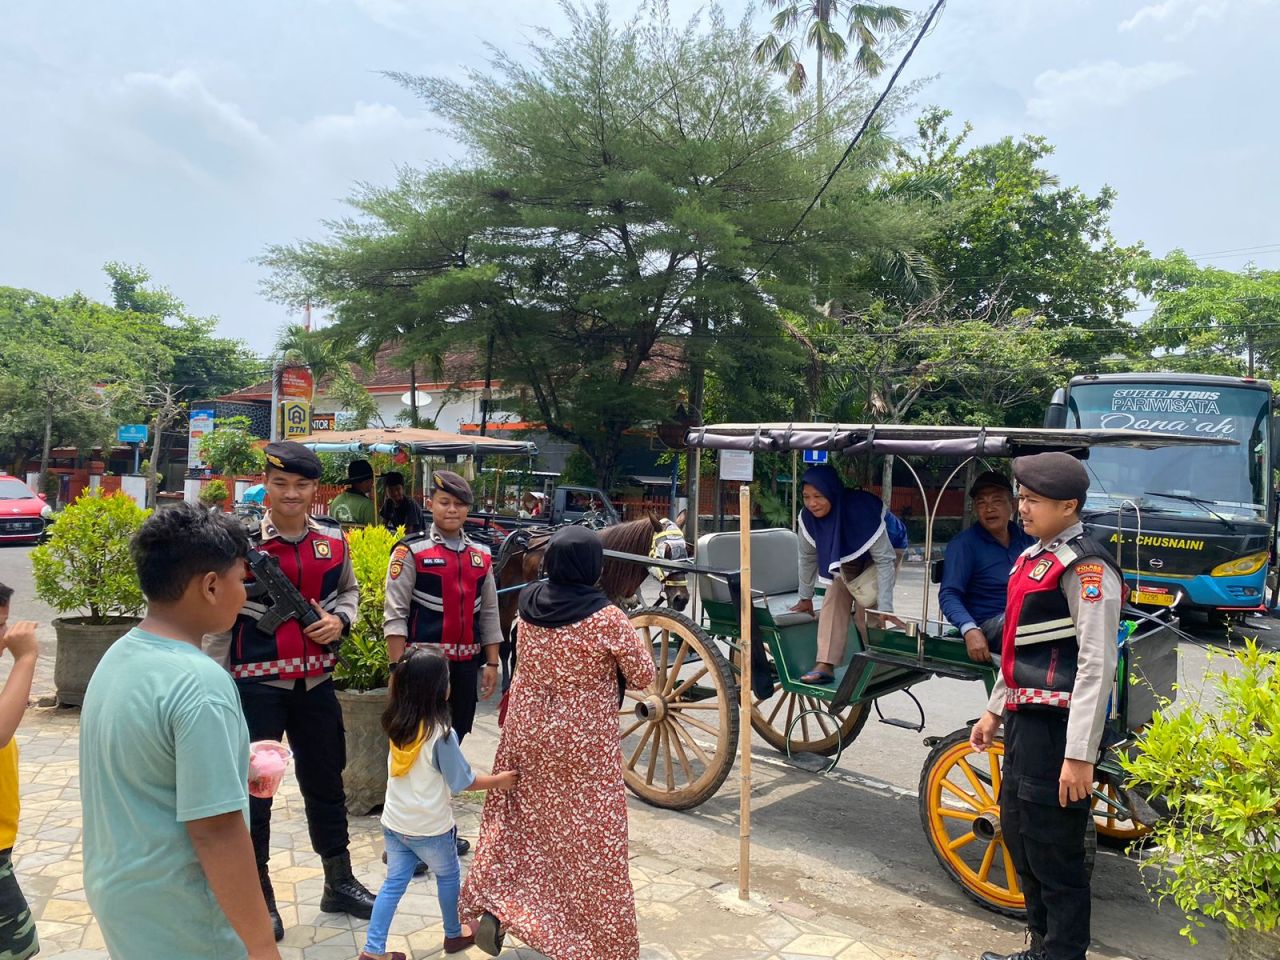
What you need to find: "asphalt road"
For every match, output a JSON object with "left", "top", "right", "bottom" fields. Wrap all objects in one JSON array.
[{"left": 0, "top": 542, "right": 1254, "bottom": 958}]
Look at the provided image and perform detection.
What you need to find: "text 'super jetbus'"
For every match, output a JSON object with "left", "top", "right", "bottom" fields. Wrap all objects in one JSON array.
[{"left": 1045, "top": 372, "right": 1275, "bottom": 614}]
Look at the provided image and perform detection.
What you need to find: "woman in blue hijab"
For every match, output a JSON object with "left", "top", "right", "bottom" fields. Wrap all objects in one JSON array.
[{"left": 789, "top": 465, "right": 901, "bottom": 684}]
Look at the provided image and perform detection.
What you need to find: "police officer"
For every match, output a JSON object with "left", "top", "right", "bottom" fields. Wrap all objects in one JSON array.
[
  {"left": 204, "top": 441, "right": 376, "bottom": 941},
  {"left": 970, "top": 452, "right": 1121, "bottom": 960},
  {"left": 383, "top": 469, "right": 501, "bottom": 855}
]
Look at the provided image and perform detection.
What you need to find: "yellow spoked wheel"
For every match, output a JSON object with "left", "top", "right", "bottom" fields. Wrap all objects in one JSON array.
[
  {"left": 918, "top": 728, "right": 1024, "bottom": 917},
  {"left": 729, "top": 646, "right": 869, "bottom": 757},
  {"left": 1093, "top": 781, "right": 1152, "bottom": 848},
  {"left": 619, "top": 608, "right": 738, "bottom": 811}
]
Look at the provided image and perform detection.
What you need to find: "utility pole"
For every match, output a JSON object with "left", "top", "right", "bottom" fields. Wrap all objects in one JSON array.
[{"left": 479, "top": 332, "right": 496, "bottom": 437}]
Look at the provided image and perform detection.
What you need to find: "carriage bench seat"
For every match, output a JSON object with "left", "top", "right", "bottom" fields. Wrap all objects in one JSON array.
[{"left": 696, "top": 528, "right": 817, "bottom": 627}]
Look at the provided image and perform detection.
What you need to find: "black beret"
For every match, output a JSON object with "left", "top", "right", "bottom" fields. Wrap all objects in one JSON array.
[
  {"left": 263, "top": 441, "right": 322, "bottom": 480},
  {"left": 346, "top": 459, "right": 374, "bottom": 483},
  {"left": 431, "top": 469, "right": 473, "bottom": 505},
  {"left": 969, "top": 470, "right": 1013, "bottom": 498},
  {"left": 382, "top": 471, "right": 405, "bottom": 487},
  {"left": 1013, "top": 452, "right": 1089, "bottom": 504}
]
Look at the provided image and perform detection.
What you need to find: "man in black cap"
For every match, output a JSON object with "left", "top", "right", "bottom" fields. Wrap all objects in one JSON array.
[
  {"left": 383, "top": 469, "right": 501, "bottom": 857},
  {"left": 329, "top": 459, "right": 375, "bottom": 528},
  {"left": 970, "top": 452, "right": 1122, "bottom": 960},
  {"left": 939, "top": 470, "right": 1035, "bottom": 663},
  {"left": 378, "top": 471, "right": 425, "bottom": 535},
  {"left": 204, "top": 441, "right": 375, "bottom": 940}
]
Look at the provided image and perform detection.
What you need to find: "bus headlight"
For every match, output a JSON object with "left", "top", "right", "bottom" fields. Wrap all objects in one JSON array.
[{"left": 1210, "top": 552, "right": 1269, "bottom": 577}]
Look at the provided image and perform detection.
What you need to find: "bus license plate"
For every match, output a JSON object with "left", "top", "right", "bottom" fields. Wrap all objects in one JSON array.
[{"left": 1132, "top": 589, "right": 1175, "bottom": 607}]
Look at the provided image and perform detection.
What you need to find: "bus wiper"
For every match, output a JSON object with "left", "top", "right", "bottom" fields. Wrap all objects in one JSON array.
[{"left": 1144, "top": 491, "right": 1237, "bottom": 532}]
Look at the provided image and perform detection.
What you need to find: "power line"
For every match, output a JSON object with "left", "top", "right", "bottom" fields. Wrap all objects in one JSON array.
[{"left": 749, "top": 0, "right": 948, "bottom": 283}]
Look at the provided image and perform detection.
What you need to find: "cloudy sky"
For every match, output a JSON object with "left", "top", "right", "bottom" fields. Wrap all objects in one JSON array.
[{"left": 2, "top": 0, "right": 1276, "bottom": 353}]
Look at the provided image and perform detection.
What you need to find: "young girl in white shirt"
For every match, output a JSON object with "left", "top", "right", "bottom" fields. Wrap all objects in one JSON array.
[{"left": 359, "top": 646, "right": 517, "bottom": 960}]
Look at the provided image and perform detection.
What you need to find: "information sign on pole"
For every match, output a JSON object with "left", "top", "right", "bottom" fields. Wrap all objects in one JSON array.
[
  {"left": 188, "top": 406, "right": 216, "bottom": 468},
  {"left": 718, "top": 449, "right": 754, "bottom": 482},
  {"left": 801, "top": 448, "right": 829, "bottom": 465},
  {"left": 116, "top": 424, "right": 148, "bottom": 444}
]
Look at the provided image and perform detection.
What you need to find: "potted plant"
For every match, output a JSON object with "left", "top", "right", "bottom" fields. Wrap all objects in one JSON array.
[
  {"left": 332, "top": 524, "right": 402, "bottom": 815},
  {"left": 31, "top": 491, "right": 149, "bottom": 706},
  {"left": 199, "top": 479, "right": 230, "bottom": 512},
  {"left": 1121, "top": 640, "right": 1280, "bottom": 958}
]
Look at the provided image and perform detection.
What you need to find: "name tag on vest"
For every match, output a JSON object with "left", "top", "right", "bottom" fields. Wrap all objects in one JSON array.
[{"left": 420, "top": 557, "right": 446, "bottom": 567}]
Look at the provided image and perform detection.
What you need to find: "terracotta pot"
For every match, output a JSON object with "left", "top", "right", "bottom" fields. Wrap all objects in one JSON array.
[
  {"left": 52, "top": 616, "right": 139, "bottom": 707},
  {"left": 1229, "top": 925, "right": 1280, "bottom": 960},
  {"left": 335, "top": 686, "right": 390, "bottom": 816}
]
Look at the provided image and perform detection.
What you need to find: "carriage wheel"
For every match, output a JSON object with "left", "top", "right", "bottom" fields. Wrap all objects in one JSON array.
[
  {"left": 1093, "top": 781, "right": 1152, "bottom": 848},
  {"left": 919, "top": 728, "right": 1025, "bottom": 917},
  {"left": 729, "top": 646, "right": 869, "bottom": 757},
  {"left": 620, "top": 608, "right": 739, "bottom": 811}
]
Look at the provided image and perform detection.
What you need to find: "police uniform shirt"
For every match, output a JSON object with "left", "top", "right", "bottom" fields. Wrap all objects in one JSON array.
[
  {"left": 203, "top": 512, "right": 360, "bottom": 690},
  {"left": 986, "top": 521, "right": 1122, "bottom": 762},
  {"left": 383, "top": 523, "right": 503, "bottom": 650}
]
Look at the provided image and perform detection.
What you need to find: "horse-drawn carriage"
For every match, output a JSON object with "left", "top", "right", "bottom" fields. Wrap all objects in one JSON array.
[{"left": 610, "top": 423, "right": 1224, "bottom": 916}]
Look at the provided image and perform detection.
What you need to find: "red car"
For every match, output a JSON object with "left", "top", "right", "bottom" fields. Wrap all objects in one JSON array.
[{"left": 0, "top": 474, "right": 52, "bottom": 543}]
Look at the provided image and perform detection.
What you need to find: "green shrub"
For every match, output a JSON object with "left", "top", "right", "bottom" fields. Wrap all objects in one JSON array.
[
  {"left": 1121, "top": 640, "right": 1280, "bottom": 942},
  {"left": 199, "top": 416, "right": 265, "bottom": 477},
  {"left": 332, "top": 524, "right": 404, "bottom": 691},
  {"left": 32, "top": 491, "right": 149, "bottom": 624},
  {"left": 198, "top": 479, "right": 230, "bottom": 506}
]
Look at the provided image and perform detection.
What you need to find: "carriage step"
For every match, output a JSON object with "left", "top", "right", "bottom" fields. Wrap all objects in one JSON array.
[
  {"left": 877, "top": 717, "right": 923, "bottom": 731},
  {"left": 855, "top": 650, "right": 978, "bottom": 683}
]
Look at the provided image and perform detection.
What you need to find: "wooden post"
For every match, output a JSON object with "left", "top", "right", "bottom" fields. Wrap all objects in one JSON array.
[
  {"left": 737, "top": 483, "right": 753, "bottom": 900},
  {"left": 790, "top": 450, "right": 798, "bottom": 530}
]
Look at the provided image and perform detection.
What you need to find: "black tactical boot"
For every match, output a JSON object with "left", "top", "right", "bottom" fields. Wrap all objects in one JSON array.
[
  {"left": 980, "top": 931, "right": 1047, "bottom": 960},
  {"left": 319, "top": 851, "right": 376, "bottom": 919},
  {"left": 258, "top": 863, "right": 285, "bottom": 942}
]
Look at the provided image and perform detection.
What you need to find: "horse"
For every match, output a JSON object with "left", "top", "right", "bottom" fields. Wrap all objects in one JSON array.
[{"left": 492, "top": 515, "right": 690, "bottom": 682}]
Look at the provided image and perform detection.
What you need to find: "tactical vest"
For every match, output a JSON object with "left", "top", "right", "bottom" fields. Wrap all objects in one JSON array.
[
  {"left": 1001, "top": 534, "right": 1119, "bottom": 711},
  {"left": 402, "top": 533, "right": 492, "bottom": 661},
  {"left": 231, "top": 518, "right": 348, "bottom": 682}
]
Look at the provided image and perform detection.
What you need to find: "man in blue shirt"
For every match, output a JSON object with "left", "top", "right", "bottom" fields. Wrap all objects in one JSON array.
[{"left": 939, "top": 470, "right": 1034, "bottom": 663}]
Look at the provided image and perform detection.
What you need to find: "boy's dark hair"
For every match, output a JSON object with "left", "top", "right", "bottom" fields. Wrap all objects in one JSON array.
[
  {"left": 131, "top": 504, "right": 249, "bottom": 603},
  {"left": 382, "top": 646, "right": 452, "bottom": 748},
  {"left": 0, "top": 582, "right": 11, "bottom": 607}
]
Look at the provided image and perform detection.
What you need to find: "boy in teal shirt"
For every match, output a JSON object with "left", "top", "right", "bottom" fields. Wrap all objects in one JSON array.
[{"left": 80, "top": 504, "right": 279, "bottom": 960}]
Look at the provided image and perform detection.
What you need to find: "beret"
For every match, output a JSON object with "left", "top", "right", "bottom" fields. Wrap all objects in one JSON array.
[
  {"left": 431, "top": 469, "right": 473, "bottom": 505},
  {"left": 263, "top": 441, "right": 322, "bottom": 480},
  {"left": 1013, "top": 452, "right": 1089, "bottom": 504},
  {"left": 968, "top": 470, "right": 1013, "bottom": 499}
]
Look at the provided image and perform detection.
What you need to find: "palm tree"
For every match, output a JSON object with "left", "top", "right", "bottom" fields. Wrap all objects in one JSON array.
[{"left": 754, "top": 1, "right": 910, "bottom": 114}]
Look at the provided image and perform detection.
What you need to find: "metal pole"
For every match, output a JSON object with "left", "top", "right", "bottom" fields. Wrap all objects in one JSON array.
[
  {"left": 669, "top": 454, "right": 679, "bottom": 521},
  {"left": 737, "top": 484, "right": 753, "bottom": 900},
  {"left": 688, "top": 447, "right": 702, "bottom": 616},
  {"left": 790, "top": 450, "right": 798, "bottom": 530},
  {"left": 479, "top": 332, "right": 496, "bottom": 437}
]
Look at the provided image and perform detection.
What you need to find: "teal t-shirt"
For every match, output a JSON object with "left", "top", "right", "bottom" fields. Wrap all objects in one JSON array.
[{"left": 80, "top": 627, "right": 250, "bottom": 960}]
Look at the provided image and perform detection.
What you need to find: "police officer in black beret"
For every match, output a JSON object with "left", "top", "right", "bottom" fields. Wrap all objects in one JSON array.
[
  {"left": 970, "top": 452, "right": 1121, "bottom": 960},
  {"left": 205, "top": 441, "right": 375, "bottom": 940},
  {"left": 383, "top": 469, "right": 502, "bottom": 857}
]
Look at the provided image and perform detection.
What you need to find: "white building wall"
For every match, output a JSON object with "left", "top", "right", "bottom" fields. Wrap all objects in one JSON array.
[{"left": 314, "top": 387, "right": 519, "bottom": 435}]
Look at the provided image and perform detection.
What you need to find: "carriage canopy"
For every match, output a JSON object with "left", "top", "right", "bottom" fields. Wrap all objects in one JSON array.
[{"left": 685, "top": 423, "right": 1235, "bottom": 458}]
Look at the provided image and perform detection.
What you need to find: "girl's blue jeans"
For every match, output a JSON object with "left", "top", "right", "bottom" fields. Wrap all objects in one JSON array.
[{"left": 363, "top": 825, "right": 462, "bottom": 952}]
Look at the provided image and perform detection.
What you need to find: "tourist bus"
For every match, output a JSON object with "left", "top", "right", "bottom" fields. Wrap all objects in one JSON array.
[{"left": 1044, "top": 372, "right": 1276, "bottom": 615}]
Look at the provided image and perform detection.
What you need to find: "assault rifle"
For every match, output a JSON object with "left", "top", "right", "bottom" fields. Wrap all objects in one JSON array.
[{"left": 245, "top": 548, "right": 348, "bottom": 666}]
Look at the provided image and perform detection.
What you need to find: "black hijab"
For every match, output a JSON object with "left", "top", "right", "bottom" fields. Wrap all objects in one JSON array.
[{"left": 518, "top": 526, "right": 612, "bottom": 628}]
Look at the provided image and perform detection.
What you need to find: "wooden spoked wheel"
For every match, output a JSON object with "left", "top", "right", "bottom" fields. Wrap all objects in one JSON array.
[
  {"left": 620, "top": 608, "right": 738, "bottom": 810},
  {"left": 729, "top": 646, "right": 869, "bottom": 757},
  {"left": 919, "top": 729, "right": 1025, "bottom": 917},
  {"left": 1093, "top": 781, "right": 1152, "bottom": 848}
]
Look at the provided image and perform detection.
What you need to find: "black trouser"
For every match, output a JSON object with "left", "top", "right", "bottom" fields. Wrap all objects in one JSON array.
[
  {"left": 238, "top": 678, "right": 349, "bottom": 867},
  {"left": 449, "top": 656, "right": 479, "bottom": 743},
  {"left": 1002, "top": 709, "right": 1092, "bottom": 960}
]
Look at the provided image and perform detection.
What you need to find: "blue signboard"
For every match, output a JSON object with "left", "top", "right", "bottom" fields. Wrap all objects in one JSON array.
[
  {"left": 117, "top": 424, "right": 148, "bottom": 444},
  {"left": 802, "top": 449, "right": 828, "bottom": 464}
]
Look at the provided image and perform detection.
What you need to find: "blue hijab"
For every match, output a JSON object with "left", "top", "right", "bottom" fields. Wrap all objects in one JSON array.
[{"left": 799, "top": 465, "right": 885, "bottom": 582}]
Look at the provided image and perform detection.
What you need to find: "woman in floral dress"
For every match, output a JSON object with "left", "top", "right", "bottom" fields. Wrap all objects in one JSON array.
[{"left": 460, "top": 526, "right": 657, "bottom": 959}]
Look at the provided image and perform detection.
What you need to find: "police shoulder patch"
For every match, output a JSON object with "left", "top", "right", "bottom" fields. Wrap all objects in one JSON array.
[{"left": 1076, "top": 562, "right": 1104, "bottom": 603}]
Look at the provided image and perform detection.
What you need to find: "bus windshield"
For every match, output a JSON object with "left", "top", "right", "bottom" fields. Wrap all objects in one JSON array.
[{"left": 1066, "top": 382, "right": 1270, "bottom": 522}]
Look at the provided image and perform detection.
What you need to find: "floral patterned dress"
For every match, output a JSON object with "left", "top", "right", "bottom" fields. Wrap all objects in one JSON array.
[{"left": 460, "top": 604, "right": 657, "bottom": 960}]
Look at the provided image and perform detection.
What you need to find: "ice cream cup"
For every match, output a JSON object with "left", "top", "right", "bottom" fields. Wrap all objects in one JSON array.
[{"left": 248, "top": 740, "right": 293, "bottom": 799}]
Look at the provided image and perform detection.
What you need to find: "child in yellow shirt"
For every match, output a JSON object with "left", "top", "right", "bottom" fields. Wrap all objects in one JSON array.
[{"left": 0, "top": 582, "right": 39, "bottom": 960}]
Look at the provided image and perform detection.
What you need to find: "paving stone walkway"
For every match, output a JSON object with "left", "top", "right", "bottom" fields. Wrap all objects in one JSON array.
[{"left": 11, "top": 681, "right": 945, "bottom": 960}]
